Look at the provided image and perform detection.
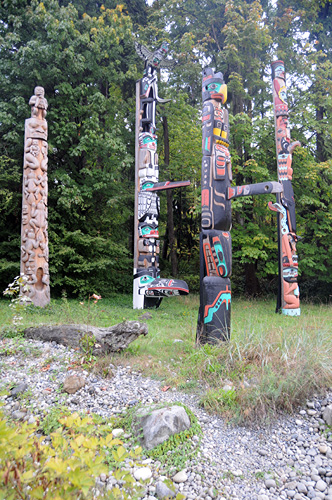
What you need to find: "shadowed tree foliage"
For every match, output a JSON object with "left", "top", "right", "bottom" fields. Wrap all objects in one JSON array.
[{"left": 0, "top": 0, "right": 331, "bottom": 300}]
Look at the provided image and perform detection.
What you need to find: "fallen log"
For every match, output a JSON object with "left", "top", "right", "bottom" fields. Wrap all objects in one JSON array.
[{"left": 24, "top": 321, "right": 148, "bottom": 354}]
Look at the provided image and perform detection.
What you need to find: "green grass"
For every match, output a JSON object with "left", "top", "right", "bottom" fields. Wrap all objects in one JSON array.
[{"left": 1, "top": 294, "right": 331, "bottom": 423}]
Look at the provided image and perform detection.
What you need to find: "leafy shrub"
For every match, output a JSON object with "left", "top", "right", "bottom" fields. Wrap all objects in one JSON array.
[{"left": 0, "top": 410, "right": 145, "bottom": 500}]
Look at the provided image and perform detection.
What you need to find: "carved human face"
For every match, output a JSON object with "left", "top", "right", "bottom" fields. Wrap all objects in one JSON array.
[{"left": 34, "top": 86, "right": 45, "bottom": 97}]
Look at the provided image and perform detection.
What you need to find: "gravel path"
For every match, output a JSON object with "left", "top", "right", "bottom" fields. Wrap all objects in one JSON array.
[{"left": 1, "top": 337, "right": 331, "bottom": 500}]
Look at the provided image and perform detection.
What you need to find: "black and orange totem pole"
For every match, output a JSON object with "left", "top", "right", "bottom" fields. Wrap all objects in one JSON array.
[
  {"left": 197, "top": 68, "right": 283, "bottom": 343},
  {"left": 269, "top": 61, "right": 301, "bottom": 316},
  {"left": 133, "top": 42, "right": 190, "bottom": 309}
]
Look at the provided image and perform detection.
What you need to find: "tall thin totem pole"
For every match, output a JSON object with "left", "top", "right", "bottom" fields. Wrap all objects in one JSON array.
[
  {"left": 269, "top": 61, "right": 301, "bottom": 316},
  {"left": 133, "top": 42, "right": 190, "bottom": 309},
  {"left": 20, "top": 87, "right": 50, "bottom": 307},
  {"left": 196, "top": 69, "right": 232, "bottom": 343},
  {"left": 197, "top": 69, "right": 283, "bottom": 343}
]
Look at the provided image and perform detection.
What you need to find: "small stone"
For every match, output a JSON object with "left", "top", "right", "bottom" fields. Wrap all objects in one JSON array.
[
  {"left": 27, "top": 415, "right": 36, "bottom": 425},
  {"left": 11, "top": 382, "right": 28, "bottom": 397},
  {"left": 232, "top": 469, "right": 243, "bottom": 477},
  {"left": 155, "top": 480, "right": 176, "bottom": 498},
  {"left": 134, "top": 467, "right": 152, "bottom": 481},
  {"left": 140, "top": 312, "right": 152, "bottom": 320},
  {"left": 172, "top": 470, "right": 188, "bottom": 483},
  {"left": 112, "top": 428, "right": 124, "bottom": 437},
  {"left": 257, "top": 496, "right": 269, "bottom": 500},
  {"left": 319, "top": 444, "right": 328, "bottom": 454},
  {"left": 316, "top": 479, "right": 327, "bottom": 492},
  {"left": 222, "top": 384, "right": 233, "bottom": 392},
  {"left": 323, "top": 405, "right": 332, "bottom": 426},
  {"left": 11, "top": 410, "right": 26, "bottom": 420},
  {"left": 265, "top": 479, "right": 276, "bottom": 489},
  {"left": 100, "top": 473, "right": 107, "bottom": 482},
  {"left": 297, "top": 482, "right": 307, "bottom": 494},
  {"left": 63, "top": 375, "right": 86, "bottom": 394}
]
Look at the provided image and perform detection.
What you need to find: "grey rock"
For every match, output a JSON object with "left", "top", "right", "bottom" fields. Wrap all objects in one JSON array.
[
  {"left": 313, "top": 494, "right": 326, "bottom": 500},
  {"left": 11, "top": 410, "right": 27, "bottom": 420},
  {"left": 132, "top": 404, "right": 191, "bottom": 450},
  {"left": 11, "top": 382, "right": 28, "bottom": 397},
  {"left": 265, "top": 479, "right": 276, "bottom": 489},
  {"left": 323, "top": 405, "right": 332, "bottom": 426},
  {"left": 27, "top": 415, "right": 36, "bottom": 425},
  {"left": 155, "top": 480, "right": 176, "bottom": 498},
  {"left": 316, "top": 479, "right": 327, "bottom": 492},
  {"left": 297, "top": 482, "right": 307, "bottom": 494}
]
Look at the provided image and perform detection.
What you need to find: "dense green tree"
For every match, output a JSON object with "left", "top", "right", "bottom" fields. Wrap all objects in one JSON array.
[
  {"left": 0, "top": 0, "right": 331, "bottom": 300},
  {"left": 0, "top": 0, "right": 138, "bottom": 296}
]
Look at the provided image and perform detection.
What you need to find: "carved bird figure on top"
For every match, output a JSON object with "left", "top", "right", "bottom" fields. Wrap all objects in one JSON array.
[{"left": 135, "top": 41, "right": 176, "bottom": 70}]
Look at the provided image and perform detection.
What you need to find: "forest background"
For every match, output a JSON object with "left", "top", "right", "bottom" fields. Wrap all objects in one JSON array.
[{"left": 0, "top": 0, "right": 331, "bottom": 301}]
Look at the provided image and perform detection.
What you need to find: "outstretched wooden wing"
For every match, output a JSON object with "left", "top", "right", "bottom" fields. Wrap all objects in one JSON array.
[
  {"left": 159, "top": 58, "right": 176, "bottom": 70},
  {"left": 135, "top": 41, "right": 153, "bottom": 61}
]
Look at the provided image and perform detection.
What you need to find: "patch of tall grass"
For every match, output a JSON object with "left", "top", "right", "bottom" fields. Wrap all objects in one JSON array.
[{"left": 0, "top": 294, "right": 331, "bottom": 423}]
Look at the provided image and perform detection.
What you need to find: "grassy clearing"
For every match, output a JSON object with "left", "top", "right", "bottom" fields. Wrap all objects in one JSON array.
[{"left": 1, "top": 294, "right": 331, "bottom": 423}]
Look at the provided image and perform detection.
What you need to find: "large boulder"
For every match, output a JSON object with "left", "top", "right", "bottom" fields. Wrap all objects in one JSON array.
[{"left": 132, "top": 404, "right": 191, "bottom": 450}]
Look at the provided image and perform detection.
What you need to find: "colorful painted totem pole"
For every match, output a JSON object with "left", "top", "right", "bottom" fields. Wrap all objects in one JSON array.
[
  {"left": 133, "top": 42, "right": 190, "bottom": 309},
  {"left": 197, "top": 68, "right": 282, "bottom": 343},
  {"left": 269, "top": 61, "right": 301, "bottom": 316},
  {"left": 20, "top": 87, "right": 50, "bottom": 307}
]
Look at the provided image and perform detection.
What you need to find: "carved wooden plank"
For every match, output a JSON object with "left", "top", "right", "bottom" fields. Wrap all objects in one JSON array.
[{"left": 24, "top": 321, "right": 148, "bottom": 354}]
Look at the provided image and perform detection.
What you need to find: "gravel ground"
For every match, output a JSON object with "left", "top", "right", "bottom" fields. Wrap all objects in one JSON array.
[{"left": 1, "top": 337, "right": 331, "bottom": 500}]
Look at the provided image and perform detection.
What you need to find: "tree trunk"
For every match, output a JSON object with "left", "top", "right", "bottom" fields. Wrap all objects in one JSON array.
[
  {"left": 245, "top": 262, "right": 260, "bottom": 297},
  {"left": 316, "top": 106, "right": 326, "bottom": 162}
]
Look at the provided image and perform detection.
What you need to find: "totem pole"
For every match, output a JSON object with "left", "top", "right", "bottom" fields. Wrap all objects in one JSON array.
[
  {"left": 20, "top": 86, "right": 50, "bottom": 307},
  {"left": 197, "top": 68, "right": 282, "bottom": 344},
  {"left": 269, "top": 61, "right": 301, "bottom": 316},
  {"left": 133, "top": 42, "right": 190, "bottom": 309}
]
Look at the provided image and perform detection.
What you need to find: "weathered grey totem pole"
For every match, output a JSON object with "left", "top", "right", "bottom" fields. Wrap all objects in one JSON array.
[
  {"left": 197, "top": 69, "right": 282, "bottom": 343},
  {"left": 269, "top": 61, "right": 301, "bottom": 316},
  {"left": 20, "top": 86, "right": 50, "bottom": 307},
  {"left": 133, "top": 42, "right": 190, "bottom": 309}
]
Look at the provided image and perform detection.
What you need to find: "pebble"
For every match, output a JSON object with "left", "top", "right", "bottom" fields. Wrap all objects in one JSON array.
[
  {"left": 112, "top": 428, "right": 124, "bottom": 437},
  {"left": 134, "top": 467, "right": 152, "bottom": 481},
  {"left": 1, "top": 337, "right": 332, "bottom": 500},
  {"left": 172, "top": 470, "right": 187, "bottom": 483},
  {"left": 155, "top": 480, "right": 176, "bottom": 498}
]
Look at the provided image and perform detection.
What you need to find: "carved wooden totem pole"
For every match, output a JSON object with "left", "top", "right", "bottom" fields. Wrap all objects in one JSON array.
[
  {"left": 196, "top": 69, "right": 232, "bottom": 343},
  {"left": 20, "top": 86, "right": 50, "bottom": 307},
  {"left": 197, "top": 68, "right": 283, "bottom": 343},
  {"left": 133, "top": 42, "right": 190, "bottom": 309},
  {"left": 269, "top": 61, "right": 301, "bottom": 316}
]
